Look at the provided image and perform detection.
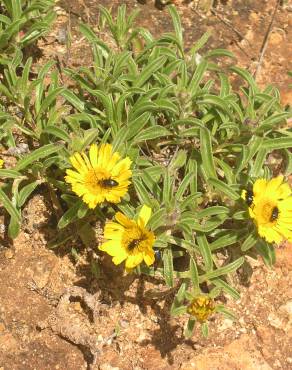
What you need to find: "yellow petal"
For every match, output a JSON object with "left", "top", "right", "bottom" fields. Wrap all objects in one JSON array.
[
  {"left": 253, "top": 179, "right": 268, "bottom": 197},
  {"left": 138, "top": 205, "right": 152, "bottom": 227},
  {"left": 277, "top": 183, "right": 291, "bottom": 200},
  {"left": 125, "top": 254, "right": 144, "bottom": 269},
  {"left": 105, "top": 193, "right": 122, "bottom": 203},
  {"left": 143, "top": 250, "right": 155, "bottom": 266},
  {"left": 258, "top": 225, "right": 283, "bottom": 244},
  {"left": 111, "top": 157, "right": 132, "bottom": 177},
  {"left": 104, "top": 221, "right": 124, "bottom": 236},
  {"left": 75, "top": 152, "right": 90, "bottom": 170},
  {"left": 89, "top": 144, "right": 99, "bottom": 168},
  {"left": 107, "top": 152, "right": 121, "bottom": 171},
  {"left": 112, "top": 249, "right": 128, "bottom": 265},
  {"left": 65, "top": 169, "right": 84, "bottom": 181},
  {"left": 279, "top": 197, "right": 292, "bottom": 211},
  {"left": 115, "top": 212, "right": 133, "bottom": 228},
  {"left": 70, "top": 155, "right": 85, "bottom": 174},
  {"left": 266, "top": 176, "right": 284, "bottom": 194},
  {"left": 99, "top": 240, "right": 118, "bottom": 254},
  {"left": 97, "top": 144, "right": 112, "bottom": 167}
]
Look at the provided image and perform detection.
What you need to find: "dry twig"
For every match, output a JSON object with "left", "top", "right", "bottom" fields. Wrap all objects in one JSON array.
[{"left": 254, "top": 0, "right": 281, "bottom": 80}]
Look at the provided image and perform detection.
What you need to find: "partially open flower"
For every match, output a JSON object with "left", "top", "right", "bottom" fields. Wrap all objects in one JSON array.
[
  {"left": 187, "top": 295, "right": 215, "bottom": 322},
  {"left": 99, "top": 205, "right": 155, "bottom": 269},
  {"left": 65, "top": 143, "right": 132, "bottom": 208},
  {"left": 242, "top": 176, "right": 292, "bottom": 244}
]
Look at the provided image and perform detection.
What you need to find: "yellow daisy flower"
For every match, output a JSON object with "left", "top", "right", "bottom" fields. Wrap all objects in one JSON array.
[
  {"left": 65, "top": 143, "right": 132, "bottom": 208},
  {"left": 187, "top": 295, "right": 215, "bottom": 322},
  {"left": 99, "top": 205, "right": 155, "bottom": 269},
  {"left": 0, "top": 159, "right": 4, "bottom": 169},
  {"left": 242, "top": 176, "right": 292, "bottom": 244}
]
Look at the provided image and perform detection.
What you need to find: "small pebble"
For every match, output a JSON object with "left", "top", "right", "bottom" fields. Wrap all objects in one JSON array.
[
  {"left": 57, "top": 27, "right": 68, "bottom": 44},
  {"left": 4, "top": 249, "right": 14, "bottom": 259}
]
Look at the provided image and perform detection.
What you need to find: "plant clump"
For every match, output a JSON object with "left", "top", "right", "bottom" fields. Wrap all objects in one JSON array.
[{"left": 0, "top": 4, "right": 291, "bottom": 337}]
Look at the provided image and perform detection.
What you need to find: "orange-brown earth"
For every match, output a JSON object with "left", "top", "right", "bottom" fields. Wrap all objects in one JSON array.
[{"left": 0, "top": 1, "right": 291, "bottom": 369}]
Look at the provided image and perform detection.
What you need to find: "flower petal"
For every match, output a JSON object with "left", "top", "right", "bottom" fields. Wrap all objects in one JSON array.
[
  {"left": 266, "top": 175, "right": 284, "bottom": 195},
  {"left": 138, "top": 205, "right": 152, "bottom": 227},
  {"left": 253, "top": 179, "right": 267, "bottom": 197},
  {"left": 125, "top": 254, "right": 144, "bottom": 269},
  {"left": 143, "top": 250, "right": 155, "bottom": 266},
  {"left": 115, "top": 212, "right": 133, "bottom": 228},
  {"left": 89, "top": 144, "right": 99, "bottom": 168}
]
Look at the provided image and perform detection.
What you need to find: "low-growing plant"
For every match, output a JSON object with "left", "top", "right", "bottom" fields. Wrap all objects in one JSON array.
[
  {"left": 0, "top": 5, "right": 291, "bottom": 337},
  {"left": 0, "top": 0, "right": 55, "bottom": 62}
]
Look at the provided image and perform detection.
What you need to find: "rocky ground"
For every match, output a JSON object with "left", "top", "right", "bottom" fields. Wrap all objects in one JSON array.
[{"left": 0, "top": 1, "right": 291, "bottom": 369}]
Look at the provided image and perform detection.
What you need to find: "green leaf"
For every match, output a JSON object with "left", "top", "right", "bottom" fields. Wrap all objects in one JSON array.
[
  {"left": 184, "top": 318, "right": 196, "bottom": 338},
  {"left": 190, "top": 31, "right": 211, "bottom": 55},
  {"left": 133, "top": 126, "right": 171, "bottom": 143},
  {"left": 200, "top": 128, "right": 217, "bottom": 179},
  {"left": 212, "top": 278, "right": 240, "bottom": 300},
  {"left": 162, "top": 170, "right": 173, "bottom": 206},
  {"left": 163, "top": 248, "right": 174, "bottom": 287},
  {"left": 79, "top": 23, "right": 110, "bottom": 53},
  {"left": 262, "top": 137, "right": 292, "bottom": 150},
  {"left": 112, "top": 126, "right": 129, "bottom": 153},
  {"left": 196, "top": 234, "right": 213, "bottom": 272},
  {"left": 241, "top": 232, "right": 258, "bottom": 251},
  {"left": 198, "top": 94, "right": 233, "bottom": 118},
  {"left": 251, "top": 148, "right": 267, "bottom": 177},
  {"left": 126, "top": 112, "right": 151, "bottom": 140},
  {"left": 0, "top": 188, "right": 21, "bottom": 222},
  {"left": 58, "top": 200, "right": 83, "bottom": 229},
  {"left": 196, "top": 206, "right": 229, "bottom": 219},
  {"left": 176, "top": 281, "right": 187, "bottom": 302},
  {"left": 8, "top": 215, "right": 21, "bottom": 239},
  {"left": 256, "top": 239, "right": 275, "bottom": 267},
  {"left": 134, "top": 56, "right": 167, "bottom": 88},
  {"left": 147, "top": 208, "right": 166, "bottom": 230},
  {"left": 205, "top": 49, "right": 234, "bottom": 59},
  {"left": 170, "top": 305, "right": 187, "bottom": 316},
  {"left": 0, "top": 169, "right": 22, "bottom": 179},
  {"left": 208, "top": 178, "right": 240, "bottom": 200},
  {"left": 133, "top": 178, "right": 153, "bottom": 205},
  {"left": 18, "top": 182, "right": 39, "bottom": 207},
  {"left": 200, "top": 257, "right": 245, "bottom": 281},
  {"left": 230, "top": 66, "right": 257, "bottom": 93},
  {"left": 175, "top": 172, "right": 194, "bottom": 201},
  {"left": 43, "top": 126, "right": 71, "bottom": 142},
  {"left": 15, "top": 143, "right": 62, "bottom": 171},
  {"left": 188, "top": 59, "right": 208, "bottom": 97},
  {"left": 168, "top": 5, "right": 183, "bottom": 46},
  {"left": 215, "top": 305, "right": 237, "bottom": 321},
  {"left": 62, "top": 89, "right": 85, "bottom": 112},
  {"left": 36, "top": 87, "right": 64, "bottom": 118},
  {"left": 189, "top": 256, "right": 200, "bottom": 291},
  {"left": 201, "top": 322, "right": 209, "bottom": 337},
  {"left": 210, "top": 232, "right": 243, "bottom": 250}
]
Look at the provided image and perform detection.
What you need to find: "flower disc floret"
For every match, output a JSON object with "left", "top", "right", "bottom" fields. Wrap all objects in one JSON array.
[
  {"left": 187, "top": 295, "right": 215, "bottom": 322},
  {"left": 99, "top": 205, "right": 155, "bottom": 269},
  {"left": 65, "top": 143, "right": 132, "bottom": 208},
  {"left": 242, "top": 176, "right": 292, "bottom": 244}
]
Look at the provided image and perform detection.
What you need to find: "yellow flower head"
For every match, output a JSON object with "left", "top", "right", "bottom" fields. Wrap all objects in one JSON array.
[
  {"left": 242, "top": 176, "right": 292, "bottom": 244},
  {"left": 65, "top": 144, "right": 132, "bottom": 208},
  {"left": 187, "top": 295, "right": 215, "bottom": 322},
  {"left": 0, "top": 159, "right": 3, "bottom": 169},
  {"left": 99, "top": 205, "right": 155, "bottom": 269}
]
